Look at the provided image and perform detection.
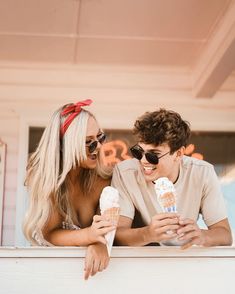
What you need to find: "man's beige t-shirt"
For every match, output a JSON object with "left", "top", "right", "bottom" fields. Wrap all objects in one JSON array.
[{"left": 111, "top": 156, "right": 227, "bottom": 227}]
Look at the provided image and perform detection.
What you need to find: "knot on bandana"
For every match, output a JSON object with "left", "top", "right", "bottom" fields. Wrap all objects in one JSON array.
[{"left": 60, "top": 99, "right": 93, "bottom": 137}]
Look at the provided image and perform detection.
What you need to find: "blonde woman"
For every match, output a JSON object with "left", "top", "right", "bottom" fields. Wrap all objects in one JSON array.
[{"left": 24, "top": 99, "right": 115, "bottom": 279}]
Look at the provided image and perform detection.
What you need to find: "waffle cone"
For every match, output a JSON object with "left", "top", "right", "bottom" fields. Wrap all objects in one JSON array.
[
  {"left": 158, "top": 192, "right": 177, "bottom": 212},
  {"left": 102, "top": 206, "right": 120, "bottom": 256},
  {"left": 103, "top": 206, "right": 120, "bottom": 225}
]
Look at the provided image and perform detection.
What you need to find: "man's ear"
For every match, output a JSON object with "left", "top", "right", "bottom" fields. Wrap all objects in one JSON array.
[{"left": 176, "top": 146, "right": 185, "bottom": 159}]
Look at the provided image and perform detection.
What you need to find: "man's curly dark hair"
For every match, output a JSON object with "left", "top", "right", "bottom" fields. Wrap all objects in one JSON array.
[{"left": 133, "top": 108, "right": 191, "bottom": 154}]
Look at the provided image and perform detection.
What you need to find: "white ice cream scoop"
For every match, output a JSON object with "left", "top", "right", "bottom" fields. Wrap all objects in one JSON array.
[{"left": 100, "top": 186, "right": 120, "bottom": 213}]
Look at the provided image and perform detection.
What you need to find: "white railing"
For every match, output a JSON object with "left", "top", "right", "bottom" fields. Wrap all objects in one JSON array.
[{"left": 1, "top": 246, "right": 235, "bottom": 294}]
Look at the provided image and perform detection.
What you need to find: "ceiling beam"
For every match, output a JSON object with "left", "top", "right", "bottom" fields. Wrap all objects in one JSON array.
[{"left": 193, "top": 1, "right": 235, "bottom": 98}]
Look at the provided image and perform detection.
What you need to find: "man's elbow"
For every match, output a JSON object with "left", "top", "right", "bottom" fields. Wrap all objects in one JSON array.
[
  {"left": 220, "top": 228, "right": 233, "bottom": 246},
  {"left": 226, "top": 231, "right": 233, "bottom": 246}
]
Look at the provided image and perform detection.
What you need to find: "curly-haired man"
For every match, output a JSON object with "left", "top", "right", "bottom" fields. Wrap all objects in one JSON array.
[{"left": 112, "top": 109, "right": 232, "bottom": 248}]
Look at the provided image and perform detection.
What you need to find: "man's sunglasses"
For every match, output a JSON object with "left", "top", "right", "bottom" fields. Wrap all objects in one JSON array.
[
  {"left": 130, "top": 144, "right": 170, "bottom": 165},
  {"left": 86, "top": 133, "right": 106, "bottom": 153}
]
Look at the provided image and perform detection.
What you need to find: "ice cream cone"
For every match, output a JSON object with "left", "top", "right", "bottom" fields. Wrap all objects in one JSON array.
[
  {"left": 103, "top": 206, "right": 120, "bottom": 225},
  {"left": 154, "top": 177, "right": 177, "bottom": 213},
  {"left": 154, "top": 177, "right": 187, "bottom": 246},
  {"left": 99, "top": 186, "right": 120, "bottom": 256},
  {"left": 103, "top": 206, "right": 120, "bottom": 256},
  {"left": 158, "top": 191, "right": 177, "bottom": 212}
]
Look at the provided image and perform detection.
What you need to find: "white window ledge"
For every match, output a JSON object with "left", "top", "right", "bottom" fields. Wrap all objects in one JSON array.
[
  {"left": 1, "top": 246, "right": 235, "bottom": 294},
  {"left": 0, "top": 245, "right": 235, "bottom": 257}
]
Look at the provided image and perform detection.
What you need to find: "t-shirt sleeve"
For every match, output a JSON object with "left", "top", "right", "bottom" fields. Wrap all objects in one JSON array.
[
  {"left": 111, "top": 164, "right": 135, "bottom": 219},
  {"left": 200, "top": 165, "right": 228, "bottom": 226}
]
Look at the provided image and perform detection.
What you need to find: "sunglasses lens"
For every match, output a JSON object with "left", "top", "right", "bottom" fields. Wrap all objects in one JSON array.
[
  {"left": 130, "top": 146, "right": 143, "bottom": 160},
  {"left": 98, "top": 133, "right": 106, "bottom": 144},
  {"left": 87, "top": 133, "right": 106, "bottom": 154},
  {"left": 145, "top": 153, "right": 159, "bottom": 165},
  {"left": 130, "top": 145, "right": 160, "bottom": 165},
  {"left": 89, "top": 141, "right": 98, "bottom": 153}
]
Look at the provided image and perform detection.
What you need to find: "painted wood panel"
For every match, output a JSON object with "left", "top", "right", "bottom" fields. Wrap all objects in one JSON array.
[
  {"left": 0, "top": 247, "right": 235, "bottom": 294},
  {"left": 0, "top": 115, "right": 19, "bottom": 245}
]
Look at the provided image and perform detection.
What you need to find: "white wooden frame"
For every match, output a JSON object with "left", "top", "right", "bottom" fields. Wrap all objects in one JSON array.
[
  {"left": 1, "top": 246, "right": 235, "bottom": 294},
  {"left": 0, "top": 139, "right": 6, "bottom": 245}
]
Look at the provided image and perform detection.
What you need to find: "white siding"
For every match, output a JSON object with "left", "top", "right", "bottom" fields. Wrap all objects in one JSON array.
[{"left": 0, "top": 115, "right": 19, "bottom": 245}]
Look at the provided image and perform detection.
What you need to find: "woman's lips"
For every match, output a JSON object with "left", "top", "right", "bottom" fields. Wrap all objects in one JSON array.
[{"left": 88, "top": 153, "right": 98, "bottom": 160}]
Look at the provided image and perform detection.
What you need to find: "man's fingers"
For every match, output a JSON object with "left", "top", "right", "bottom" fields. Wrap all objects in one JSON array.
[
  {"left": 157, "top": 225, "right": 179, "bottom": 234},
  {"left": 180, "top": 241, "right": 193, "bottom": 250},
  {"left": 177, "top": 224, "right": 197, "bottom": 235},
  {"left": 152, "top": 213, "right": 180, "bottom": 221},
  {"left": 157, "top": 218, "right": 180, "bottom": 227},
  {"left": 179, "top": 231, "right": 200, "bottom": 241},
  {"left": 179, "top": 218, "right": 194, "bottom": 225},
  {"left": 158, "top": 232, "right": 178, "bottom": 240}
]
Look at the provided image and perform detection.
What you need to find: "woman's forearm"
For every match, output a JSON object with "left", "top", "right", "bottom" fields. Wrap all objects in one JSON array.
[{"left": 44, "top": 227, "right": 94, "bottom": 246}]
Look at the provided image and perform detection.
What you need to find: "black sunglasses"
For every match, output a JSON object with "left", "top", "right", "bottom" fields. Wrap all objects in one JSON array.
[
  {"left": 130, "top": 144, "right": 170, "bottom": 165},
  {"left": 86, "top": 133, "right": 106, "bottom": 153}
]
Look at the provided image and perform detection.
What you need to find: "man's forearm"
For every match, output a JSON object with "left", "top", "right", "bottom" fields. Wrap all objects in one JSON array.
[
  {"left": 115, "top": 226, "right": 152, "bottom": 246},
  {"left": 202, "top": 227, "right": 232, "bottom": 246}
]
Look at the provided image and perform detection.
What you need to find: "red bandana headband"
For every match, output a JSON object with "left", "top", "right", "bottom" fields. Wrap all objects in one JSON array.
[{"left": 60, "top": 99, "right": 93, "bottom": 137}]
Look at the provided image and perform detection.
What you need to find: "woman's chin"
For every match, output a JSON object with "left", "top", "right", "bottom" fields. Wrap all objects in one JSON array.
[{"left": 80, "top": 159, "right": 97, "bottom": 169}]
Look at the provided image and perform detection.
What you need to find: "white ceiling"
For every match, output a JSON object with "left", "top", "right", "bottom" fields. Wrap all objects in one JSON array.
[{"left": 0, "top": 0, "right": 235, "bottom": 97}]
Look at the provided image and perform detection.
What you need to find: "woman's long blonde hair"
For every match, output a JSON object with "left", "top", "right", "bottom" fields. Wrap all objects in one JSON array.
[{"left": 23, "top": 104, "right": 111, "bottom": 244}]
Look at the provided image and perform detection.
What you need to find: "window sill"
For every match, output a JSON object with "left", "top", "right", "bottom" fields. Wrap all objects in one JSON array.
[{"left": 0, "top": 245, "right": 235, "bottom": 258}]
